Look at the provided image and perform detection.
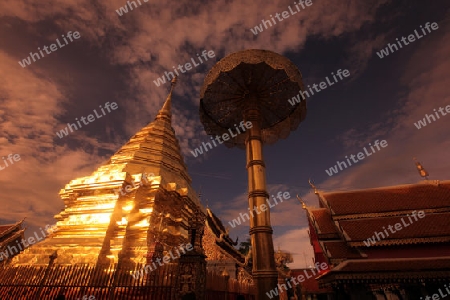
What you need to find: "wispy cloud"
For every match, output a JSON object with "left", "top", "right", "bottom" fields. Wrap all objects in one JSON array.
[
  {"left": 274, "top": 228, "right": 315, "bottom": 269},
  {"left": 321, "top": 16, "right": 450, "bottom": 191},
  {"left": 0, "top": 50, "right": 118, "bottom": 227}
]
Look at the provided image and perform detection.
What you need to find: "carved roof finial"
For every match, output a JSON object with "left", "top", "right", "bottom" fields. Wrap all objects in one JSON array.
[
  {"left": 296, "top": 194, "right": 307, "bottom": 210},
  {"left": 413, "top": 157, "right": 429, "bottom": 180},
  {"left": 309, "top": 178, "right": 318, "bottom": 194}
]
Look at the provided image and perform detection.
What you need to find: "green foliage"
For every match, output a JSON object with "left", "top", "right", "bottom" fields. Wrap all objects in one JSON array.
[{"left": 238, "top": 238, "right": 251, "bottom": 255}]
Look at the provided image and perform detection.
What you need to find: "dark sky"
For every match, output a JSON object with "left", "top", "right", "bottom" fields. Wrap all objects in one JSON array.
[{"left": 0, "top": 0, "right": 449, "bottom": 268}]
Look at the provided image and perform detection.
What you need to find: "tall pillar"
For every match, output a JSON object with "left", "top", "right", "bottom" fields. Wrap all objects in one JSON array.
[{"left": 244, "top": 97, "right": 279, "bottom": 300}]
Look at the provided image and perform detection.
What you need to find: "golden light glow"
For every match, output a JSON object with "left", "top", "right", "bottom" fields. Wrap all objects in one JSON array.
[
  {"left": 64, "top": 213, "right": 112, "bottom": 225},
  {"left": 139, "top": 208, "right": 153, "bottom": 214},
  {"left": 117, "top": 217, "right": 128, "bottom": 226},
  {"left": 135, "top": 218, "right": 150, "bottom": 227},
  {"left": 122, "top": 203, "right": 134, "bottom": 212},
  {"left": 11, "top": 87, "right": 201, "bottom": 268}
]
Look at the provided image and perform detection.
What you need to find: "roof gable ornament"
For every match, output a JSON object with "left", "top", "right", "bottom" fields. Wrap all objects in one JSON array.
[
  {"left": 309, "top": 178, "right": 318, "bottom": 194},
  {"left": 413, "top": 157, "right": 429, "bottom": 180},
  {"left": 296, "top": 194, "right": 307, "bottom": 209}
]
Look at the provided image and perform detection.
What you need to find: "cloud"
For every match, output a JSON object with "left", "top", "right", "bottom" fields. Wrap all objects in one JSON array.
[
  {"left": 216, "top": 183, "right": 304, "bottom": 229},
  {"left": 274, "top": 228, "right": 315, "bottom": 269},
  {"left": 321, "top": 17, "right": 450, "bottom": 191},
  {"left": 0, "top": 50, "right": 116, "bottom": 227},
  {"left": 1, "top": 0, "right": 391, "bottom": 157}
]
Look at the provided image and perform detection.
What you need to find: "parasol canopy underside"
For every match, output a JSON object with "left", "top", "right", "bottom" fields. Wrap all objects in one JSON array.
[{"left": 200, "top": 49, "right": 307, "bottom": 148}]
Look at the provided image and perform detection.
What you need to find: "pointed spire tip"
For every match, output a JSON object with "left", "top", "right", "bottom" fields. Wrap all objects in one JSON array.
[{"left": 156, "top": 76, "right": 178, "bottom": 120}]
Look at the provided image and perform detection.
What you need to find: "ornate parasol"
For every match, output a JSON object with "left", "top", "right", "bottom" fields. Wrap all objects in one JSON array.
[
  {"left": 199, "top": 49, "right": 306, "bottom": 300},
  {"left": 200, "top": 49, "right": 306, "bottom": 148}
]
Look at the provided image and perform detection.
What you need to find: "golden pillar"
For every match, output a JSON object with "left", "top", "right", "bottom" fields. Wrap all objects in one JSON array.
[{"left": 244, "top": 99, "right": 279, "bottom": 299}]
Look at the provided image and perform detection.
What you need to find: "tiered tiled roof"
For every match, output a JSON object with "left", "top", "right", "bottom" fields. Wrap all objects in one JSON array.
[
  {"left": 318, "top": 257, "right": 450, "bottom": 284},
  {"left": 0, "top": 219, "right": 25, "bottom": 236},
  {"left": 319, "top": 241, "right": 364, "bottom": 263},
  {"left": 320, "top": 181, "right": 450, "bottom": 219},
  {"left": 205, "top": 208, "right": 245, "bottom": 264},
  {"left": 305, "top": 180, "right": 450, "bottom": 286},
  {"left": 338, "top": 212, "right": 450, "bottom": 246},
  {"left": 0, "top": 220, "right": 26, "bottom": 262},
  {"left": 308, "top": 209, "right": 339, "bottom": 239},
  {"left": 0, "top": 225, "right": 18, "bottom": 237},
  {"left": 308, "top": 181, "right": 450, "bottom": 249}
]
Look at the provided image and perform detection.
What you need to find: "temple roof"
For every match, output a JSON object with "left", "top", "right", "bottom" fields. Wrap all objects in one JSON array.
[
  {"left": 0, "top": 228, "right": 26, "bottom": 250},
  {"left": 338, "top": 212, "right": 450, "bottom": 246},
  {"left": 319, "top": 241, "right": 363, "bottom": 261},
  {"left": 320, "top": 180, "right": 450, "bottom": 219},
  {"left": 0, "top": 219, "right": 25, "bottom": 238},
  {"left": 331, "top": 256, "right": 450, "bottom": 272},
  {"left": 0, "top": 220, "right": 26, "bottom": 261},
  {"left": 0, "top": 225, "right": 18, "bottom": 236},
  {"left": 306, "top": 179, "right": 450, "bottom": 285},
  {"left": 318, "top": 257, "right": 450, "bottom": 284},
  {"left": 308, "top": 209, "right": 339, "bottom": 238},
  {"left": 205, "top": 208, "right": 245, "bottom": 264}
]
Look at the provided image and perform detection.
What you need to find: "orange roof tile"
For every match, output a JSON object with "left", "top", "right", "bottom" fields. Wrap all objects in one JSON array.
[
  {"left": 0, "top": 224, "right": 20, "bottom": 236},
  {"left": 322, "top": 181, "right": 450, "bottom": 216},
  {"left": 310, "top": 209, "right": 338, "bottom": 235},
  {"left": 338, "top": 212, "right": 450, "bottom": 245},
  {"left": 318, "top": 257, "right": 450, "bottom": 284},
  {"left": 329, "top": 256, "right": 450, "bottom": 273}
]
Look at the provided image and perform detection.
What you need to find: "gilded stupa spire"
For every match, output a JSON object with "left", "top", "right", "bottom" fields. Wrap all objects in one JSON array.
[
  {"left": 156, "top": 76, "right": 177, "bottom": 121},
  {"left": 10, "top": 76, "right": 202, "bottom": 267},
  {"left": 106, "top": 74, "right": 194, "bottom": 194}
]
